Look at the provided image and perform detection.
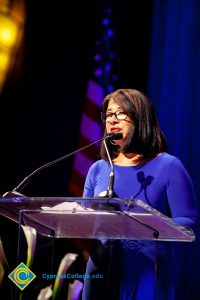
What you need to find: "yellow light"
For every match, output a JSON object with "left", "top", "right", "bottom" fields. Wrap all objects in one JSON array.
[
  {"left": 0, "top": 14, "right": 20, "bottom": 48},
  {"left": 0, "top": 49, "right": 10, "bottom": 71}
]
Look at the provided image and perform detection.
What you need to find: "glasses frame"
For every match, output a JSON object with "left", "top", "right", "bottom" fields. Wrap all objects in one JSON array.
[{"left": 101, "top": 111, "right": 128, "bottom": 122}]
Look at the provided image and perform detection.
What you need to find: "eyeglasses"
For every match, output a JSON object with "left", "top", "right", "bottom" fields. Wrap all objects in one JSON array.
[{"left": 101, "top": 111, "right": 128, "bottom": 122}]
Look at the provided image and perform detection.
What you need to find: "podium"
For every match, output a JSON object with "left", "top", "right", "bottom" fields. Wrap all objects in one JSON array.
[
  {"left": 0, "top": 196, "right": 195, "bottom": 299},
  {"left": 0, "top": 196, "right": 195, "bottom": 241}
]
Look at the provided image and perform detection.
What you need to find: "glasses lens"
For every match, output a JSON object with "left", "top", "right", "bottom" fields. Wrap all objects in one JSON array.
[
  {"left": 101, "top": 111, "right": 127, "bottom": 122},
  {"left": 116, "top": 112, "right": 127, "bottom": 120}
]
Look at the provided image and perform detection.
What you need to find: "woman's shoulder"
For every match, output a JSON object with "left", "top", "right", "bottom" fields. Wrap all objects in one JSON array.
[
  {"left": 88, "top": 159, "right": 108, "bottom": 172},
  {"left": 159, "top": 152, "right": 184, "bottom": 165},
  {"left": 155, "top": 152, "right": 188, "bottom": 173}
]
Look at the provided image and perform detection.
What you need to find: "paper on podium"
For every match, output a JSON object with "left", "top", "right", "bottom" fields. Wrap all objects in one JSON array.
[
  {"left": 41, "top": 201, "right": 93, "bottom": 212},
  {"left": 41, "top": 201, "right": 111, "bottom": 215}
]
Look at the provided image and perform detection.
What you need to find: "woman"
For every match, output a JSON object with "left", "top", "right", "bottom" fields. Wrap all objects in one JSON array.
[{"left": 82, "top": 89, "right": 198, "bottom": 300}]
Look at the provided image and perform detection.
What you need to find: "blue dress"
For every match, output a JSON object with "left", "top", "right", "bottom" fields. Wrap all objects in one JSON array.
[{"left": 82, "top": 153, "right": 198, "bottom": 300}]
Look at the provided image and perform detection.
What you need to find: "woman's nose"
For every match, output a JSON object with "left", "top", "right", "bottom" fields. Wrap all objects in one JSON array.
[{"left": 109, "top": 114, "right": 119, "bottom": 122}]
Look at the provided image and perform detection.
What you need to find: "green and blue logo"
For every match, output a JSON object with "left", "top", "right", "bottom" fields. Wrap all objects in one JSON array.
[{"left": 8, "top": 262, "right": 36, "bottom": 290}]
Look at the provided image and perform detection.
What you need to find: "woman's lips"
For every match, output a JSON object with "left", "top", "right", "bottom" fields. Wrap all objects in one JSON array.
[{"left": 110, "top": 128, "right": 121, "bottom": 133}]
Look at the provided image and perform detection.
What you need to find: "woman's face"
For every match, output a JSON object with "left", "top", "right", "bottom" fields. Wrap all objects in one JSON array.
[{"left": 105, "top": 98, "right": 134, "bottom": 149}]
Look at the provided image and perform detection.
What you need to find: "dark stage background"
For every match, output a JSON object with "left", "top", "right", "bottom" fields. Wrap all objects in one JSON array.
[
  {"left": 0, "top": 0, "right": 153, "bottom": 197},
  {"left": 0, "top": 1, "right": 200, "bottom": 299}
]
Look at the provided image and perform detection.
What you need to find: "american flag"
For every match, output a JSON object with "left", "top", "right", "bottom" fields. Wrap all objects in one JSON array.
[{"left": 68, "top": 2, "right": 118, "bottom": 196}]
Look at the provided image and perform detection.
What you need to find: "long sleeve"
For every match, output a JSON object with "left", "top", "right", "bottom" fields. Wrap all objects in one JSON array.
[{"left": 166, "top": 157, "right": 198, "bottom": 230}]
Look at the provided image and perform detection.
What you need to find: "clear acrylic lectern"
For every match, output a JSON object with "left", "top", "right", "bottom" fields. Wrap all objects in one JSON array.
[
  {"left": 0, "top": 196, "right": 195, "bottom": 300},
  {"left": 0, "top": 196, "right": 195, "bottom": 242}
]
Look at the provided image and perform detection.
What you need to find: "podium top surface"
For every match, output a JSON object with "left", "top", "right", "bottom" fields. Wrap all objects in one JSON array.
[{"left": 0, "top": 196, "right": 195, "bottom": 242}]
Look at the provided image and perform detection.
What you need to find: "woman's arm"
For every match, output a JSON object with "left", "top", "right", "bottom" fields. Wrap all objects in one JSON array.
[{"left": 167, "top": 157, "right": 198, "bottom": 231}]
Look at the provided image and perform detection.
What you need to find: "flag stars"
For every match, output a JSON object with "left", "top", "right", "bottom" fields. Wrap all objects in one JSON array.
[
  {"left": 102, "top": 18, "right": 110, "bottom": 26},
  {"left": 94, "top": 54, "right": 101, "bottom": 61},
  {"left": 105, "top": 64, "right": 111, "bottom": 72},
  {"left": 107, "top": 28, "right": 113, "bottom": 37},
  {"left": 94, "top": 69, "right": 102, "bottom": 77},
  {"left": 108, "top": 85, "right": 115, "bottom": 93}
]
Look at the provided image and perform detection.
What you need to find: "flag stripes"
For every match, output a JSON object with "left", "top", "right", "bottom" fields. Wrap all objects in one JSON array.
[{"left": 68, "top": 2, "right": 118, "bottom": 196}]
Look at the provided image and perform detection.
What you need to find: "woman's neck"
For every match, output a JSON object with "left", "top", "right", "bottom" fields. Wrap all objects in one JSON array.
[{"left": 113, "top": 152, "right": 160, "bottom": 166}]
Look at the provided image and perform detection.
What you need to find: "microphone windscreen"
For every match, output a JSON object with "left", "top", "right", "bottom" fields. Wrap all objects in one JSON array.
[{"left": 107, "top": 133, "right": 123, "bottom": 140}]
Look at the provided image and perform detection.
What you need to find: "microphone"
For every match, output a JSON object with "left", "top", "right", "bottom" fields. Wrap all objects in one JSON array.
[
  {"left": 97, "top": 132, "right": 123, "bottom": 198},
  {"left": 2, "top": 133, "right": 122, "bottom": 197}
]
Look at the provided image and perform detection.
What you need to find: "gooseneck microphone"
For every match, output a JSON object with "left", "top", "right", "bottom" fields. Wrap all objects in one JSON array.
[
  {"left": 97, "top": 132, "right": 123, "bottom": 198},
  {"left": 3, "top": 133, "right": 122, "bottom": 197}
]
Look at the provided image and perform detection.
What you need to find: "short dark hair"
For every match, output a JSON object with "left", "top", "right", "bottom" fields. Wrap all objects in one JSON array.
[{"left": 100, "top": 89, "right": 168, "bottom": 160}]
